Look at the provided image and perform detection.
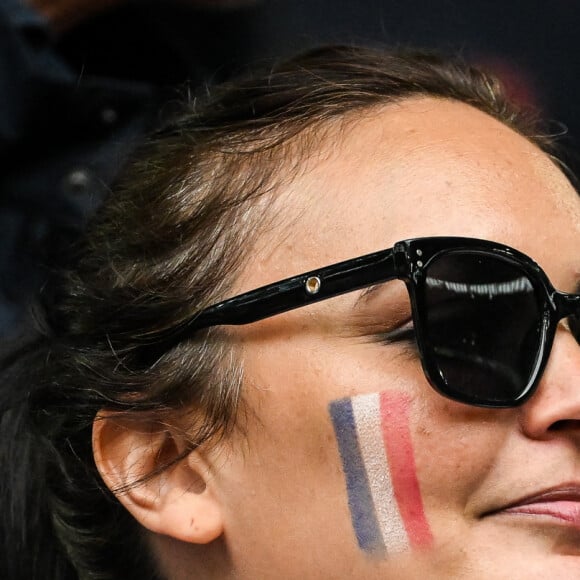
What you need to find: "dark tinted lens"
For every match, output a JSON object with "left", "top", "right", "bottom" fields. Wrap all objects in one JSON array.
[{"left": 421, "top": 252, "right": 543, "bottom": 405}]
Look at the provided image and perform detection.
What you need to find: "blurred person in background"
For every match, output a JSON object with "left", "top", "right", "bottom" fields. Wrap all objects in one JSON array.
[{"left": 0, "top": 0, "right": 260, "bottom": 338}]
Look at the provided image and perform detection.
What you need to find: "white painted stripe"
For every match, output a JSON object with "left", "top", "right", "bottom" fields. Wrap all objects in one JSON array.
[{"left": 352, "top": 393, "right": 409, "bottom": 553}]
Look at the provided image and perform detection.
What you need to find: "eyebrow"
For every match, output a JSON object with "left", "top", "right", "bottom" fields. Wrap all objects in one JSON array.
[
  {"left": 356, "top": 283, "right": 385, "bottom": 306},
  {"left": 354, "top": 277, "right": 409, "bottom": 310}
]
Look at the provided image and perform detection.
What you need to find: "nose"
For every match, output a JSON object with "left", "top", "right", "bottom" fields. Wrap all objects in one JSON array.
[{"left": 519, "top": 326, "right": 580, "bottom": 441}]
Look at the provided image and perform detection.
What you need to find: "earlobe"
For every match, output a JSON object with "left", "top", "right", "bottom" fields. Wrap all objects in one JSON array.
[{"left": 92, "top": 412, "right": 224, "bottom": 544}]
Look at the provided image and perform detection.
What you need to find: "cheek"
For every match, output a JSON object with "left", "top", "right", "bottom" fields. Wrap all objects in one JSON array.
[
  {"left": 413, "top": 402, "right": 514, "bottom": 527},
  {"left": 329, "top": 391, "right": 433, "bottom": 557}
]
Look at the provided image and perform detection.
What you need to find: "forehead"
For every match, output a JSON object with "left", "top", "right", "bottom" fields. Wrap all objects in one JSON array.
[{"left": 240, "top": 97, "right": 580, "bottom": 289}]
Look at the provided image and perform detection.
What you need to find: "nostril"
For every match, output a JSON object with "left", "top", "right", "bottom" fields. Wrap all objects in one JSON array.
[{"left": 548, "top": 418, "right": 580, "bottom": 433}]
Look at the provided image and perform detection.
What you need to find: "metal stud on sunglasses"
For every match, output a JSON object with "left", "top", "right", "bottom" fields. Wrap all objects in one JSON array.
[{"left": 158, "top": 236, "right": 580, "bottom": 408}]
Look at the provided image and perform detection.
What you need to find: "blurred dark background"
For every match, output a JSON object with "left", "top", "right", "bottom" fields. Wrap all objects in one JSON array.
[{"left": 62, "top": 0, "right": 579, "bottom": 138}]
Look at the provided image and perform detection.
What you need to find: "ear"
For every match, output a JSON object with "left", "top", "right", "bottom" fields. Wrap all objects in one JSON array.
[{"left": 92, "top": 411, "right": 224, "bottom": 544}]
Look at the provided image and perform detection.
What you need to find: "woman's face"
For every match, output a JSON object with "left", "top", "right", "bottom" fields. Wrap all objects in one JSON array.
[{"left": 209, "top": 97, "right": 580, "bottom": 578}]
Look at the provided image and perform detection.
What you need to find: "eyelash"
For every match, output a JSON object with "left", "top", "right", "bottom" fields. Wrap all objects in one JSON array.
[{"left": 375, "top": 319, "right": 417, "bottom": 347}]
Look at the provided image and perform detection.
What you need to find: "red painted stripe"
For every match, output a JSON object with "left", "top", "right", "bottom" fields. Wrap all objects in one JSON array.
[{"left": 380, "top": 392, "right": 433, "bottom": 548}]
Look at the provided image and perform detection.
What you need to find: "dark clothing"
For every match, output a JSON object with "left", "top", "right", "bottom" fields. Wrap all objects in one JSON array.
[
  {"left": 0, "top": 0, "right": 155, "bottom": 334},
  {"left": 0, "top": 0, "right": 256, "bottom": 337}
]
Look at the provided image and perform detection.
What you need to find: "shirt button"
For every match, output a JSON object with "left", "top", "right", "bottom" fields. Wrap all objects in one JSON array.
[
  {"left": 100, "top": 107, "right": 118, "bottom": 126},
  {"left": 64, "top": 169, "right": 91, "bottom": 194}
]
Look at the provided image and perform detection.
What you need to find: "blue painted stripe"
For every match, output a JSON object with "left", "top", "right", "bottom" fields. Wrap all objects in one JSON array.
[{"left": 329, "top": 398, "right": 385, "bottom": 554}]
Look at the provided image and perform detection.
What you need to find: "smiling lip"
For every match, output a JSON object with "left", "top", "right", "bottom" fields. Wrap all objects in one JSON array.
[{"left": 491, "top": 487, "right": 580, "bottom": 526}]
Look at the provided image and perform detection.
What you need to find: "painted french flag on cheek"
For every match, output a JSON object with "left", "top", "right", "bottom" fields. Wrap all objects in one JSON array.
[{"left": 329, "top": 391, "right": 433, "bottom": 555}]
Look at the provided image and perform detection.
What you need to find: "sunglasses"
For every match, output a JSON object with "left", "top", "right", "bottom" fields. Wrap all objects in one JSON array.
[{"left": 162, "top": 236, "right": 580, "bottom": 408}]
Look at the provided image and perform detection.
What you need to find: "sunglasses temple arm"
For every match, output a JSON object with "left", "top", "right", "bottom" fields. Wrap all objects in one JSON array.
[
  {"left": 141, "top": 250, "right": 399, "bottom": 359},
  {"left": 187, "top": 249, "right": 399, "bottom": 331}
]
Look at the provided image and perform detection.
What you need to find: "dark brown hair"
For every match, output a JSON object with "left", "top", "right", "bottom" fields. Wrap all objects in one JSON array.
[{"left": 0, "top": 45, "right": 557, "bottom": 580}]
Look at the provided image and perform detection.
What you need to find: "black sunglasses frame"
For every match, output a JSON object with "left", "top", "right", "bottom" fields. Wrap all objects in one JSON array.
[{"left": 159, "top": 236, "right": 580, "bottom": 408}]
